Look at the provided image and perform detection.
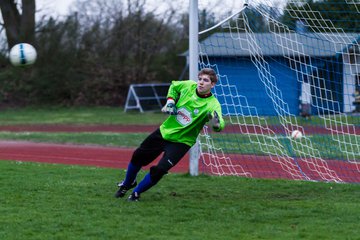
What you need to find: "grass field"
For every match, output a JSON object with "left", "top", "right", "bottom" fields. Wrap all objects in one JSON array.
[
  {"left": 0, "top": 106, "right": 358, "bottom": 125},
  {"left": 1, "top": 107, "right": 360, "bottom": 239},
  {"left": 1, "top": 160, "right": 360, "bottom": 240},
  {"left": 0, "top": 132, "right": 148, "bottom": 147},
  {"left": 0, "top": 106, "right": 167, "bottom": 125}
]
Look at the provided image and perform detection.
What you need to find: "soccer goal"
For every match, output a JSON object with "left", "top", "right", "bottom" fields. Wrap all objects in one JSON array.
[
  {"left": 196, "top": 0, "right": 360, "bottom": 183},
  {"left": 124, "top": 83, "right": 170, "bottom": 112}
]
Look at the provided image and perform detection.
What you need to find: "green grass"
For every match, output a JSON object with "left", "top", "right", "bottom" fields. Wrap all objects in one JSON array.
[
  {"left": 1, "top": 160, "right": 360, "bottom": 240},
  {"left": 0, "top": 107, "right": 359, "bottom": 239},
  {"left": 210, "top": 133, "right": 360, "bottom": 159},
  {"left": 0, "top": 106, "right": 358, "bottom": 126},
  {"left": 0, "top": 106, "right": 167, "bottom": 125},
  {"left": 0, "top": 132, "right": 148, "bottom": 147}
]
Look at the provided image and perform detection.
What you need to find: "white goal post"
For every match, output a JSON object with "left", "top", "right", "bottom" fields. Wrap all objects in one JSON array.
[{"left": 189, "top": 0, "right": 200, "bottom": 176}]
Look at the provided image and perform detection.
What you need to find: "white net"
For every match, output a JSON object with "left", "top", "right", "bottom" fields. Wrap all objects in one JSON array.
[{"left": 198, "top": 0, "right": 360, "bottom": 183}]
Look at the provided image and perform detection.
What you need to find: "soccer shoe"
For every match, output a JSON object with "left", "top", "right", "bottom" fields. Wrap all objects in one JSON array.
[
  {"left": 127, "top": 192, "right": 140, "bottom": 202},
  {"left": 114, "top": 181, "right": 137, "bottom": 198}
]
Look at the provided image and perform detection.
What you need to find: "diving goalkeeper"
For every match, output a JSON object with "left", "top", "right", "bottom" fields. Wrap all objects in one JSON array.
[{"left": 115, "top": 68, "right": 225, "bottom": 201}]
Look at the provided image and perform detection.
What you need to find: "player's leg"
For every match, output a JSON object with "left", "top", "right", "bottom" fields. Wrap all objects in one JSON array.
[
  {"left": 128, "top": 141, "right": 190, "bottom": 201},
  {"left": 115, "top": 129, "right": 164, "bottom": 198},
  {"left": 115, "top": 162, "right": 140, "bottom": 198}
]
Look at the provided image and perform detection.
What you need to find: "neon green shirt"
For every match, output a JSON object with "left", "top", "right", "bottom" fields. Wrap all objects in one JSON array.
[{"left": 160, "top": 80, "right": 225, "bottom": 146}]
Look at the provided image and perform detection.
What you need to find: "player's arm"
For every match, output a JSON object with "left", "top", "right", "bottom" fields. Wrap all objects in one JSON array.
[
  {"left": 161, "top": 80, "right": 182, "bottom": 115},
  {"left": 208, "top": 104, "right": 225, "bottom": 132},
  {"left": 161, "top": 98, "right": 177, "bottom": 115}
]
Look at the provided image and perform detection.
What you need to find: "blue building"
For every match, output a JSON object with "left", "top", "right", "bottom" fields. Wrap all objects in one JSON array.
[{"left": 193, "top": 32, "right": 359, "bottom": 116}]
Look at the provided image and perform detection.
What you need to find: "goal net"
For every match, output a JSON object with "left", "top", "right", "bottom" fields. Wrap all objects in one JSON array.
[{"left": 198, "top": 0, "right": 360, "bottom": 183}]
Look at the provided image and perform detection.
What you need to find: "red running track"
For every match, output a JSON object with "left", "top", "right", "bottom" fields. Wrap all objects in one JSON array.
[
  {"left": 1, "top": 140, "right": 360, "bottom": 183},
  {"left": 1, "top": 124, "right": 359, "bottom": 182},
  {"left": 0, "top": 141, "right": 189, "bottom": 173}
]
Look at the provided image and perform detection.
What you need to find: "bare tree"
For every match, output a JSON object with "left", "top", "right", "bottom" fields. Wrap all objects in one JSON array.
[{"left": 0, "top": 0, "right": 36, "bottom": 49}]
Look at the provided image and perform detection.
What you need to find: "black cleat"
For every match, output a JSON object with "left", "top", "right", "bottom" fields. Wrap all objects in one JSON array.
[
  {"left": 114, "top": 181, "right": 137, "bottom": 198},
  {"left": 127, "top": 192, "right": 140, "bottom": 202}
]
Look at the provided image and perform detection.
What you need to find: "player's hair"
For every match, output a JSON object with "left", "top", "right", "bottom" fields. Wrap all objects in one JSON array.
[{"left": 198, "top": 68, "right": 218, "bottom": 83}]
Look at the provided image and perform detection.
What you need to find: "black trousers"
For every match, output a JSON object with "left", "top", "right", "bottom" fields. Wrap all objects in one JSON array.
[{"left": 130, "top": 128, "right": 191, "bottom": 172}]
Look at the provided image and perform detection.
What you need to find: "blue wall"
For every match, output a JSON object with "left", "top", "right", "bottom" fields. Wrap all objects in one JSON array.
[
  {"left": 304, "top": 57, "right": 343, "bottom": 114},
  {"left": 211, "top": 56, "right": 299, "bottom": 116}
]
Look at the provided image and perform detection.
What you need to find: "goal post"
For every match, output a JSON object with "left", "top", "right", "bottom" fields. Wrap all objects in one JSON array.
[
  {"left": 191, "top": 0, "right": 360, "bottom": 183},
  {"left": 189, "top": 0, "right": 200, "bottom": 176}
]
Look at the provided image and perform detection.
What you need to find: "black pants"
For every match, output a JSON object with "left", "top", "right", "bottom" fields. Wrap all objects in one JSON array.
[{"left": 130, "top": 128, "right": 191, "bottom": 173}]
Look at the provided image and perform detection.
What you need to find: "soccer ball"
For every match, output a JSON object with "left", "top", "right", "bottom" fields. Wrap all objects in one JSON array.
[
  {"left": 291, "top": 130, "right": 303, "bottom": 139},
  {"left": 9, "top": 43, "right": 37, "bottom": 66}
]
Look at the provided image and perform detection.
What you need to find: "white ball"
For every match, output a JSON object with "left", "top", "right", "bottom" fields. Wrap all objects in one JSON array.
[
  {"left": 9, "top": 43, "right": 37, "bottom": 66},
  {"left": 291, "top": 130, "right": 303, "bottom": 139}
]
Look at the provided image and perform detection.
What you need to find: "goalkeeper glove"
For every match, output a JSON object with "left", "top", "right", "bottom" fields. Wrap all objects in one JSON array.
[
  {"left": 161, "top": 98, "right": 177, "bottom": 115},
  {"left": 208, "top": 111, "right": 220, "bottom": 129}
]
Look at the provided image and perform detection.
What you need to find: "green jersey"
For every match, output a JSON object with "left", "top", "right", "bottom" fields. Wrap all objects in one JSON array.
[{"left": 160, "top": 80, "right": 225, "bottom": 146}]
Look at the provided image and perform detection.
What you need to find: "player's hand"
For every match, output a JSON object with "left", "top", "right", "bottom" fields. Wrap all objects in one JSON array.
[
  {"left": 161, "top": 99, "right": 177, "bottom": 115},
  {"left": 208, "top": 111, "right": 220, "bottom": 129}
]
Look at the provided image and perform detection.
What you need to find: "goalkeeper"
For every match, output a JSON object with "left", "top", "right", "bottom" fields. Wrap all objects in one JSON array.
[{"left": 115, "top": 68, "right": 225, "bottom": 201}]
